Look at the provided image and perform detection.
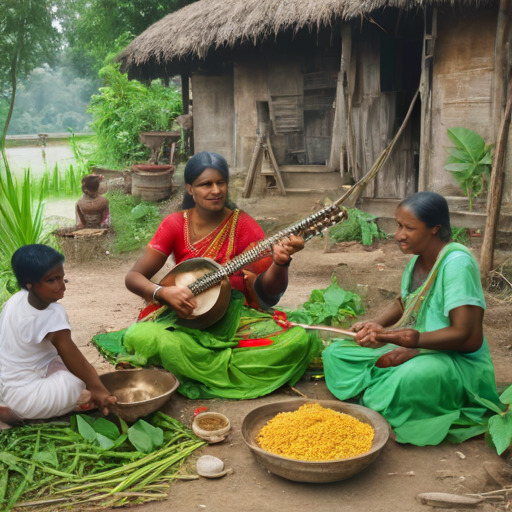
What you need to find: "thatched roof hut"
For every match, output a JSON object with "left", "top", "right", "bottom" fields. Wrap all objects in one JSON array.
[
  {"left": 119, "top": 0, "right": 494, "bottom": 66},
  {"left": 119, "top": 0, "right": 512, "bottom": 221}
]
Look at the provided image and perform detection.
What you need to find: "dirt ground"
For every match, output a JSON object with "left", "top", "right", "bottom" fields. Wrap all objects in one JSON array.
[{"left": 59, "top": 199, "right": 512, "bottom": 512}]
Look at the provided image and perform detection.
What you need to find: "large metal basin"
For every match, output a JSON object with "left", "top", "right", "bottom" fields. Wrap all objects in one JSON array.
[
  {"left": 99, "top": 369, "right": 180, "bottom": 423},
  {"left": 241, "top": 399, "right": 389, "bottom": 483}
]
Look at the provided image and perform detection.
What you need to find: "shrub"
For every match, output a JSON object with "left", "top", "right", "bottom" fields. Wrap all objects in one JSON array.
[
  {"left": 108, "top": 192, "right": 162, "bottom": 253},
  {"left": 329, "top": 208, "right": 386, "bottom": 246},
  {"left": 88, "top": 64, "right": 182, "bottom": 167}
]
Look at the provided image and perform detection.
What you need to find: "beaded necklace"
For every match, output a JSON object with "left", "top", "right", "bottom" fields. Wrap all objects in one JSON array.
[{"left": 183, "top": 209, "right": 240, "bottom": 262}]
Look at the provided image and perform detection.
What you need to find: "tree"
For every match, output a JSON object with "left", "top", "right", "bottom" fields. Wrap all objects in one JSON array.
[
  {"left": 0, "top": 0, "right": 60, "bottom": 165},
  {"left": 58, "top": 0, "right": 197, "bottom": 79}
]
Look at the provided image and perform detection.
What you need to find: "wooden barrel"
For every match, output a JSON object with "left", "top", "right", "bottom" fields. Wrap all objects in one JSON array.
[{"left": 131, "top": 165, "right": 174, "bottom": 202}]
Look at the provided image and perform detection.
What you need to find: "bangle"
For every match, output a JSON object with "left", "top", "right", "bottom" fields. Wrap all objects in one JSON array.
[
  {"left": 152, "top": 285, "right": 162, "bottom": 302},
  {"left": 274, "top": 256, "right": 292, "bottom": 267}
]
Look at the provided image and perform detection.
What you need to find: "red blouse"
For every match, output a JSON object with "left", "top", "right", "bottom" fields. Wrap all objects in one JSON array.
[{"left": 148, "top": 209, "right": 269, "bottom": 294}]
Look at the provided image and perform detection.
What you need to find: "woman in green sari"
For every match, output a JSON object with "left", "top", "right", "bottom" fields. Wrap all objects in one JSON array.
[{"left": 323, "top": 192, "right": 500, "bottom": 446}]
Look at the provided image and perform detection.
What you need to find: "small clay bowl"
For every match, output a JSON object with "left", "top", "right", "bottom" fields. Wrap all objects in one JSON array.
[{"left": 192, "top": 412, "right": 231, "bottom": 443}]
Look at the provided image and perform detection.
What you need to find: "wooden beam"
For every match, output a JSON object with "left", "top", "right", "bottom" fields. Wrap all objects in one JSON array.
[
  {"left": 480, "top": 78, "right": 512, "bottom": 281},
  {"left": 266, "top": 135, "right": 286, "bottom": 196}
]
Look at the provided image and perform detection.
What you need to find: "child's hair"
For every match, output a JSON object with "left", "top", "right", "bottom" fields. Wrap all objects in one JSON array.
[
  {"left": 11, "top": 245, "right": 65, "bottom": 290},
  {"left": 82, "top": 174, "right": 101, "bottom": 195}
]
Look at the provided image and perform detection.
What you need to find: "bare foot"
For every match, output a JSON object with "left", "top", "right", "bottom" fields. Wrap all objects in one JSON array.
[{"left": 375, "top": 347, "right": 420, "bottom": 368}]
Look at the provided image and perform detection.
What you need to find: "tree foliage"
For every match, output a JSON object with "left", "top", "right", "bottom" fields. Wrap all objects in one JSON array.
[
  {"left": 58, "top": 0, "right": 197, "bottom": 78},
  {"left": 0, "top": 0, "right": 60, "bottom": 148},
  {"left": 8, "top": 64, "right": 96, "bottom": 134}
]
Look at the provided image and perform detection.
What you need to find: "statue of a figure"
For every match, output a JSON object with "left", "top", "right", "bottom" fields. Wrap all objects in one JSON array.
[{"left": 75, "top": 174, "right": 110, "bottom": 229}]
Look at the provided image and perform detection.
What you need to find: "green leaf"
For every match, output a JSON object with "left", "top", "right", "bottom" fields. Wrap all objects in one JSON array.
[
  {"left": 489, "top": 413, "right": 512, "bottom": 455},
  {"left": 119, "top": 417, "right": 129, "bottom": 435},
  {"left": 447, "top": 127, "right": 485, "bottom": 160},
  {"left": 500, "top": 385, "right": 512, "bottom": 405},
  {"left": 444, "top": 163, "right": 473, "bottom": 173},
  {"left": 93, "top": 418, "right": 120, "bottom": 440},
  {"left": 128, "top": 419, "right": 164, "bottom": 453},
  {"left": 77, "top": 415, "right": 97, "bottom": 443},
  {"left": 32, "top": 451, "right": 59, "bottom": 468},
  {"left": 445, "top": 146, "right": 471, "bottom": 161},
  {"left": 323, "top": 287, "right": 346, "bottom": 309},
  {"left": 96, "top": 433, "right": 115, "bottom": 450},
  {"left": 472, "top": 394, "right": 505, "bottom": 414},
  {"left": 130, "top": 203, "right": 151, "bottom": 220}
]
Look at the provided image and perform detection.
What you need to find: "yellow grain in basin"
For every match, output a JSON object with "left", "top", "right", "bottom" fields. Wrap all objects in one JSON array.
[{"left": 257, "top": 403, "right": 374, "bottom": 461}]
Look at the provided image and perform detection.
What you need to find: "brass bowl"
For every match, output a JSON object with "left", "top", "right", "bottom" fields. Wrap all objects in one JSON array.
[
  {"left": 241, "top": 399, "right": 389, "bottom": 483},
  {"left": 99, "top": 369, "right": 180, "bottom": 423}
]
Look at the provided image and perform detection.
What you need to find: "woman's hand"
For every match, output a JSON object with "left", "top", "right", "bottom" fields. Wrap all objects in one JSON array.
[
  {"left": 354, "top": 323, "right": 388, "bottom": 348},
  {"left": 374, "top": 328, "right": 420, "bottom": 349},
  {"left": 89, "top": 387, "right": 117, "bottom": 416},
  {"left": 272, "top": 235, "right": 305, "bottom": 266},
  {"left": 157, "top": 285, "right": 197, "bottom": 317},
  {"left": 351, "top": 321, "right": 382, "bottom": 333}
]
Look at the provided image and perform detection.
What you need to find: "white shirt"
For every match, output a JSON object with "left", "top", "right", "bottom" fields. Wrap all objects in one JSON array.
[{"left": 0, "top": 290, "right": 70, "bottom": 390}]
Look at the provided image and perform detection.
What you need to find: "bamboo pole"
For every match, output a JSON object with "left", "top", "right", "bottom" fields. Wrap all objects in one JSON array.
[
  {"left": 480, "top": 78, "right": 512, "bottom": 281},
  {"left": 335, "top": 88, "right": 420, "bottom": 208}
]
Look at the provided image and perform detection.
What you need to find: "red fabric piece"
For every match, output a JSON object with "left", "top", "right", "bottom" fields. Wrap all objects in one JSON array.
[
  {"left": 137, "top": 303, "right": 163, "bottom": 322},
  {"left": 148, "top": 210, "right": 271, "bottom": 295},
  {"left": 273, "top": 310, "right": 291, "bottom": 329},
  {"left": 236, "top": 338, "right": 274, "bottom": 348}
]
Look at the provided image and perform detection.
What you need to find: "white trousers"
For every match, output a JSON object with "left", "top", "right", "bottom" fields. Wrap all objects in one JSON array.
[{"left": 2, "top": 357, "right": 85, "bottom": 419}]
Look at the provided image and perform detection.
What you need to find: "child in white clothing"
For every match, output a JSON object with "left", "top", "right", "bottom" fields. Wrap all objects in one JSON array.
[{"left": 0, "top": 244, "right": 116, "bottom": 425}]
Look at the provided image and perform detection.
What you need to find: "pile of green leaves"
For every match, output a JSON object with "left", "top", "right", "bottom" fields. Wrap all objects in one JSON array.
[
  {"left": 108, "top": 192, "right": 162, "bottom": 253},
  {"left": 286, "top": 276, "right": 365, "bottom": 327},
  {"left": 444, "top": 127, "right": 493, "bottom": 211},
  {"left": 328, "top": 208, "right": 386, "bottom": 246},
  {"left": 0, "top": 412, "right": 204, "bottom": 511},
  {"left": 88, "top": 64, "right": 182, "bottom": 168}
]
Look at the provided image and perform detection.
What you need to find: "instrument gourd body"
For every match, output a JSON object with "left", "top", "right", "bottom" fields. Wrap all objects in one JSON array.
[{"left": 160, "top": 204, "right": 348, "bottom": 328}]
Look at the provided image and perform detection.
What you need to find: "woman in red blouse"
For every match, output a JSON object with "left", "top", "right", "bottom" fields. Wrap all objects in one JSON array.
[{"left": 125, "top": 151, "right": 303, "bottom": 317}]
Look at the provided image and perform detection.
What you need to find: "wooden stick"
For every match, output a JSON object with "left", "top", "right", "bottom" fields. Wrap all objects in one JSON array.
[
  {"left": 334, "top": 88, "right": 420, "bottom": 208},
  {"left": 289, "top": 322, "right": 356, "bottom": 339},
  {"left": 481, "top": 74, "right": 512, "bottom": 281}
]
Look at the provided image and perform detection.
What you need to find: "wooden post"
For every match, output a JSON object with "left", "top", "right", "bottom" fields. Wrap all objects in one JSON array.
[
  {"left": 480, "top": 79, "right": 512, "bottom": 281},
  {"left": 418, "top": 8, "right": 437, "bottom": 192},
  {"left": 181, "top": 69, "right": 190, "bottom": 115},
  {"left": 492, "top": 0, "right": 510, "bottom": 141}
]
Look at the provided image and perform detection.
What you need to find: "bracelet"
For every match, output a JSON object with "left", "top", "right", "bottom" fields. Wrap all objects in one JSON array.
[
  {"left": 152, "top": 285, "right": 163, "bottom": 302},
  {"left": 274, "top": 256, "right": 292, "bottom": 267}
]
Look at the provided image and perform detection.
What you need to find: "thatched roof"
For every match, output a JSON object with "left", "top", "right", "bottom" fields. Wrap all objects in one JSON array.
[{"left": 119, "top": 0, "right": 494, "bottom": 67}]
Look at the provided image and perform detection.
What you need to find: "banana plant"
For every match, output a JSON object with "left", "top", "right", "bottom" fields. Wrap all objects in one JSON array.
[{"left": 444, "top": 127, "right": 493, "bottom": 211}]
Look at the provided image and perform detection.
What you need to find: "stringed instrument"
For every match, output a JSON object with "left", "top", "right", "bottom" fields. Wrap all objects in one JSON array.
[{"left": 159, "top": 204, "right": 348, "bottom": 328}]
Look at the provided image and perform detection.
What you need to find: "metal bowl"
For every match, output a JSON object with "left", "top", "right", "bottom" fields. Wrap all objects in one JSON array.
[
  {"left": 99, "top": 369, "right": 180, "bottom": 423},
  {"left": 241, "top": 399, "right": 389, "bottom": 483}
]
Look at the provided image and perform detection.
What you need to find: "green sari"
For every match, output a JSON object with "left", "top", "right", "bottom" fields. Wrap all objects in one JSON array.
[
  {"left": 93, "top": 291, "right": 322, "bottom": 400},
  {"left": 323, "top": 243, "right": 501, "bottom": 446}
]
